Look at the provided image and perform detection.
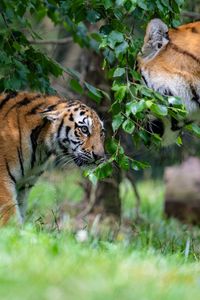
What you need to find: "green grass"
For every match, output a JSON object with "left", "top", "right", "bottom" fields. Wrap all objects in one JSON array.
[{"left": 1, "top": 171, "right": 200, "bottom": 300}]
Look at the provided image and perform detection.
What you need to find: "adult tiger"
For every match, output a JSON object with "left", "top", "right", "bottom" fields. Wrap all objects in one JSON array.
[
  {"left": 137, "top": 19, "right": 200, "bottom": 145},
  {"left": 0, "top": 92, "right": 105, "bottom": 224}
]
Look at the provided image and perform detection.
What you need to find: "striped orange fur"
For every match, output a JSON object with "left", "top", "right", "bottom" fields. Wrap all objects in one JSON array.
[{"left": 0, "top": 92, "right": 105, "bottom": 224}]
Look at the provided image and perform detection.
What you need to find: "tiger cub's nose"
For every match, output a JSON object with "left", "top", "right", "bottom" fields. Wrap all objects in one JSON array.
[{"left": 93, "top": 150, "right": 105, "bottom": 162}]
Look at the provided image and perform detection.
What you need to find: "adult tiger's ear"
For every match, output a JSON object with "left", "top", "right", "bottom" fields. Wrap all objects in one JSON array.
[{"left": 140, "top": 19, "right": 169, "bottom": 61}]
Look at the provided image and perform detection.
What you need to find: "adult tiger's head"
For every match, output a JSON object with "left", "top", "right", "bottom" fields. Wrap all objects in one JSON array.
[
  {"left": 42, "top": 100, "right": 105, "bottom": 167},
  {"left": 137, "top": 19, "right": 200, "bottom": 146}
]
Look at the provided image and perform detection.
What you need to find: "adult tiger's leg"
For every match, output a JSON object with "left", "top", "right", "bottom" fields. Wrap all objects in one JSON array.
[{"left": 0, "top": 183, "right": 21, "bottom": 225}]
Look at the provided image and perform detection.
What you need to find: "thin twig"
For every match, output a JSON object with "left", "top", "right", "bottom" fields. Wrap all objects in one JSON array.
[
  {"left": 28, "top": 37, "right": 73, "bottom": 45},
  {"left": 77, "top": 183, "right": 97, "bottom": 218},
  {"left": 181, "top": 10, "right": 200, "bottom": 19},
  {"left": 51, "top": 209, "right": 60, "bottom": 232},
  {"left": 126, "top": 172, "right": 141, "bottom": 221}
]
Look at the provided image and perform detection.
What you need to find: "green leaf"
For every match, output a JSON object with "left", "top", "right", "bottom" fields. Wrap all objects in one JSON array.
[
  {"left": 86, "top": 172, "right": 98, "bottom": 185},
  {"left": 118, "top": 154, "right": 129, "bottom": 170},
  {"left": 176, "top": 135, "right": 182, "bottom": 146},
  {"left": 99, "top": 25, "right": 113, "bottom": 35},
  {"left": 151, "top": 133, "right": 162, "bottom": 144},
  {"left": 131, "top": 160, "right": 150, "bottom": 171},
  {"left": 65, "top": 67, "right": 81, "bottom": 80},
  {"left": 111, "top": 101, "right": 121, "bottom": 114},
  {"left": 154, "top": 91, "right": 165, "bottom": 101},
  {"left": 48, "top": 61, "right": 63, "bottom": 77},
  {"left": 103, "top": 0, "right": 113, "bottom": 9},
  {"left": 69, "top": 79, "right": 83, "bottom": 94},
  {"left": 112, "top": 113, "right": 124, "bottom": 131},
  {"left": 106, "top": 138, "right": 119, "bottom": 154},
  {"left": 150, "top": 104, "right": 168, "bottom": 116},
  {"left": 86, "top": 10, "right": 101, "bottom": 23},
  {"left": 186, "top": 123, "right": 200, "bottom": 137},
  {"left": 131, "top": 70, "right": 141, "bottom": 81},
  {"left": 137, "top": 1, "right": 148, "bottom": 10},
  {"left": 108, "top": 31, "right": 124, "bottom": 48},
  {"left": 122, "top": 119, "right": 135, "bottom": 134},
  {"left": 130, "top": 100, "right": 146, "bottom": 115},
  {"left": 13, "top": 42, "right": 21, "bottom": 51},
  {"left": 94, "top": 161, "right": 113, "bottom": 179},
  {"left": 85, "top": 82, "right": 102, "bottom": 102},
  {"left": 140, "top": 87, "right": 153, "bottom": 98},
  {"left": 138, "top": 130, "right": 150, "bottom": 145},
  {"left": 113, "top": 67, "right": 125, "bottom": 77},
  {"left": 115, "top": 41, "right": 128, "bottom": 57},
  {"left": 168, "top": 96, "right": 182, "bottom": 106},
  {"left": 145, "top": 100, "right": 153, "bottom": 108},
  {"left": 5, "top": 77, "right": 22, "bottom": 90},
  {"left": 114, "top": 86, "right": 127, "bottom": 102}
]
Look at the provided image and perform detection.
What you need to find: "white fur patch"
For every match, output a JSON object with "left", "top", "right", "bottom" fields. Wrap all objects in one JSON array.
[{"left": 142, "top": 68, "right": 200, "bottom": 114}]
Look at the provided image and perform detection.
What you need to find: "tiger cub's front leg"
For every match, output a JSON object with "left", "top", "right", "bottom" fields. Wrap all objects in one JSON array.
[
  {"left": 0, "top": 181, "right": 21, "bottom": 225},
  {"left": 17, "top": 186, "right": 31, "bottom": 221}
]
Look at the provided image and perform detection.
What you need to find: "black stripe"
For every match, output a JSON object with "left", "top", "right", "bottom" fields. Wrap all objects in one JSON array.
[
  {"left": 72, "top": 144, "right": 81, "bottom": 151},
  {"left": 17, "top": 147, "right": 24, "bottom": 176},
  {"left": 5, "top": 160, "right": 16, "bottom": 184},
  {"left": 34, "top": 102, "right": 59, "bottom": 117},
  {"left": 67, "top": 101, "right": 77, "bottom": 107},
  {"left": 191, "top": 27, "right": 199, "bottom": 34},
  {"left": 169, "top": 42, "right": 200, "bottom": 65},
  {"left": 16, "top": 114, "right": 24, "bottom": 176},
  {"left": 17, "top": 97, "right": 31, "bottom": 107},
  {"left": 69, "top": 113, "right": 74, "bottom": 121},
  {"left": 26, "top": 103, "right": 43, "bottom": 115},
  {"left": 71, "top": 139, "right": 80, "bottom": 145},
  {"left": 0, "top": 92, "right": 18, "bottom": 110},
  {"left": 82, "top": 117, "right": 87, "bottom": 124},
  {"left": 30, "top": 120, "right": 48, "bottom": 168},
  {"left": 66, "top": 126, "right": 70, "bottom": 137},
  {"left": 27, "top": 101, "right": 56, "bottom": 116},
  {"left": 142, "top": 75, "right": 148, "bottom": 86},
  {"left": 191, "top": 86, "right": 200, "bottom": 105},
  {"left": 57, "top": 119, "right": 64, "bottom": 138},
  {"left": 4, "top": 95, "right": 41, "bottom": 117},
  {"left": 74, "top": 130, "right": 80, "bottom": 138},
  {"left": 58, "top": 141, "right": 68, "bottom": 152}
]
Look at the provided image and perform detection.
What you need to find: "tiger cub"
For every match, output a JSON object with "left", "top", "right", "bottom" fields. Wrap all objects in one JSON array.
[
  {"left": 137, "top": 19, "right": 200, "bottom": 145},
  {"left": 0, "top": 92, "right": 105, "bottom": 224}
]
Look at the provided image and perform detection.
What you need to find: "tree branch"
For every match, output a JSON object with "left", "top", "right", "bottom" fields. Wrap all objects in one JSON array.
[
  {"left": 29, "top": 37, "right": 73, "bottom": 45},
  {"left": 181, "top": 10, "right": 200, "bottom": 19}
]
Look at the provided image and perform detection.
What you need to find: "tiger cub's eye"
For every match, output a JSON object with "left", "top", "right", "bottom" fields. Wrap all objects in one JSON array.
[{"left": 80, "top": 126, "right": 89, "bottom": 135}]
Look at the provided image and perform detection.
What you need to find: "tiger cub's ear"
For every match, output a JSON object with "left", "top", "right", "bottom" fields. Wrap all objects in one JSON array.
[
  {"left": 40, "top": 109, "right": 60, "bottom": 122},
  {"left": 141, "top": 18, "right": 169, "bottom": 61}
]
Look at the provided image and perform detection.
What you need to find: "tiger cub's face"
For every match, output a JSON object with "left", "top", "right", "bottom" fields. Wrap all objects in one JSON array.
[{"left": 45, "top": 101, "right": 105, "bottom": 167}]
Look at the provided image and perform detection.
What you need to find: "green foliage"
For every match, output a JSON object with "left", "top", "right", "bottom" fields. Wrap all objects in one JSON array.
[
  {"left": 0, "top": 178, "right": 200, "bottom": 300},
  {"left": 0, "top": 0, "right": 192, "bottom": 180}
]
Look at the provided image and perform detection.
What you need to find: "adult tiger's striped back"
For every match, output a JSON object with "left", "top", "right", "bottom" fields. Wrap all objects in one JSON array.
[
  {"left": 0, "top": 92, "right": 105, "bottom": 224},
  {"left": 137, "top": 19, "right": 200, "bottom": 145}
]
